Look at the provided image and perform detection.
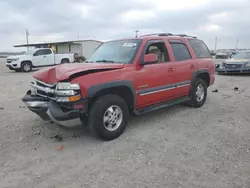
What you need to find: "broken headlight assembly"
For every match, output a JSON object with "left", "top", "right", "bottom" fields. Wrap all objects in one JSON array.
[{"left": 55, "top": 82, "right": 81, "bottom": 102}]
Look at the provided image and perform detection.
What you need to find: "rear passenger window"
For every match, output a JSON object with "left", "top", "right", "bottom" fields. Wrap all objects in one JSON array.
[
  {"left": 188, "top": 39, "right": 211, "bottom": 58},
  {"left": 34, "top": 49, "right": 52, "bottom": 56},
  {"left": 170, "top": 43, "right": 191, "bottom": 61},
  {"left": 43, "top": 49, "right": 52, "bottom": 55}
]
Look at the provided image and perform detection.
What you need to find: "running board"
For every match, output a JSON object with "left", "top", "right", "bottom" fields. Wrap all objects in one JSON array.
[{"left": 134, "top": 96, "right": 190, "bottom": 115}]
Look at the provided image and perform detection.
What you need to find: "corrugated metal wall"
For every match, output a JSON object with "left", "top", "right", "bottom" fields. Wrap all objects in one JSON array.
[
  {"left": 57, "top": 44, "right": 70, "bottom": 53},
  {"left": 77, "top": 41, "right": 102, "bottom": 59},
  {"left": 55, "top": 41, "right": 102, "bottom": 59}
]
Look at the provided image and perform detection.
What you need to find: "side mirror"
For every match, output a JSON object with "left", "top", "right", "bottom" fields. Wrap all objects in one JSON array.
[{"left": 141, "top": 54, "right": 158, "bottom": 65}]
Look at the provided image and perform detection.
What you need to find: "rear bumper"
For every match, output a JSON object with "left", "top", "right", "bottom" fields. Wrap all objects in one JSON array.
[{"left": 22, "top": 90, "right": 84, "bottom": 127}]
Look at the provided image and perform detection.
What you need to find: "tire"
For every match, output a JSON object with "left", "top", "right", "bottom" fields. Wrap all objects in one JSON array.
[
  {"left": 61, "top": 59, "right": 70, "bottom": 64},
  {"left": 187, "top": 78, "right": 207, "bottom": 108},
  {"left": 21, "top": 62, "right": 32, "bottom": 72},
  {"left": 88, "top": 94, "right": 129, "bottom": 141}
]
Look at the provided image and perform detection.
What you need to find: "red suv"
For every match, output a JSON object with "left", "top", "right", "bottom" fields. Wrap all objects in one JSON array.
[{"left": 22, "top": 33, "right": 215, "bottom": 140}]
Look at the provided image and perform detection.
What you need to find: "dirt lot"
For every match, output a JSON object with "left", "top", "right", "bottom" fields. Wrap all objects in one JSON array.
[{"left": 0, "top": 58, "right": 250, "bottom": 188}]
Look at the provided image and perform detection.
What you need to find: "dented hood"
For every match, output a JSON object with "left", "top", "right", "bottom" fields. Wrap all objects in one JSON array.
[{"left": 33, "top": 63, "right": 125, "bottom": 84}]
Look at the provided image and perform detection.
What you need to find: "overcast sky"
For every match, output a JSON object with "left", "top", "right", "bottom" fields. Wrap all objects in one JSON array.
[{"left": 0, "top": 0, "right": 249, "bottom": 51}]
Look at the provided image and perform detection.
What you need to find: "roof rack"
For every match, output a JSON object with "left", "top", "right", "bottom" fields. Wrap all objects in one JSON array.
[
  {"left": 140, "top": 33, "right": 173, "bottom": 37},
  {"left": 174, "top": 34, "right": 197, "bottom": 38},
  {"left": 140, "top": 33, "right": 197, "bottom": 38}
]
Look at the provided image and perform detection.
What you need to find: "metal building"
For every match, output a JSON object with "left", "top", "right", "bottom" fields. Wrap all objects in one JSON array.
[{"left": 14, "top": 40, "right": 103, "bottom": 59}]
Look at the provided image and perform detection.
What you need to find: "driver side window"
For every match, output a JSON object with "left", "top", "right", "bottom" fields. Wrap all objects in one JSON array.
[{"left": 145, "top": 42, "right": 170, "bottom": 63}]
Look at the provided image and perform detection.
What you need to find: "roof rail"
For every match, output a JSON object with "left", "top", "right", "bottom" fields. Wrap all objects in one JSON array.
[
  {"left": 140, "top": 33, "right": 197, "bottom": 38},
  {"left": 173, "top": 34, "right": 197, "bottom": 38},
  {"left": 140, "top": 33, "right": 173, "bottom": 37}
]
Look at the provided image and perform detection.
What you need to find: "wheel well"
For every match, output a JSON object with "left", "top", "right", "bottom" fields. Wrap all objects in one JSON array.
[
  {"left": 21, "top": 61, "right": 32, "bottom": 66},
  {"left": 196, "top": 72, "right": 210, "bottom": 86},
  {"left": 61, "top": 58, "right": 70, "bottom": 63},
  {"left": 88, "top": 86, "right": 134, "bottom": 113}
]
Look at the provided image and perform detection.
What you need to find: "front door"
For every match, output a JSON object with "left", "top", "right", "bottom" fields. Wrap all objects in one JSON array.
[
  {"left": 32, "top": 49, "right": 54, "bottom": 66},
  {"left": 134, "top": 40, "right": 176, "bottom": 108},
  {"left": 167, "top": 39, "right": 197, "bottom": 97}
]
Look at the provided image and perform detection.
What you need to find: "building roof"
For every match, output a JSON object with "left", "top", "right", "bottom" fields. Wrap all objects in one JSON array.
[{"left": 14, "top": 39, "right": 103, "bottom": 47}]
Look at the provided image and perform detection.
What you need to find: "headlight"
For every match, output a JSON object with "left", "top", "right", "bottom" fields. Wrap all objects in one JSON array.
[
  {"left": 244, "top": 63, "right": 250, "bottom": 67},
  {"left": 13, "top": 58, "right": 19, "bottom": 61},
  {"left": 55, "top": 82, "right": 81, "bottom": 102},
  {"left": 56, "top": 82, "right": 80, "bottom": 90}
]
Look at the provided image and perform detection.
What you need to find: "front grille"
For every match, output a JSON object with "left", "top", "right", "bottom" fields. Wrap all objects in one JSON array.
[
  {"left": 6, "top": 59, "right": 12, "bottom": 63},
  {"left": 36, "top": 90, "right": 55, "bottom": 98},
  {"left": 36, "top": 81, "right": 56, "bottom": 88},
  {"left": 33, "top": 80, "right": 56, "bottom": 99},
  {"left": 225, "top": 64, "right": 242, "bottom": 69}
]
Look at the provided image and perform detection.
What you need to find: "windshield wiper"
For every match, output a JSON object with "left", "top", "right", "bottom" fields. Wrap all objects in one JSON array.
[{"left": 95, "top": 60, "right": 115, "bottom": 63}]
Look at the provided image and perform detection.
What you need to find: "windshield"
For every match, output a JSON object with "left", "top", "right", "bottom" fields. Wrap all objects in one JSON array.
[
  {"left": 232, "top": 52, "right": 250, "bottom": 59},
  {"left": 88, "top": 39, "right": 142, "bottom": 63},
  {"left": 23, "top": 50, "right": 35, "bottom": 55}
]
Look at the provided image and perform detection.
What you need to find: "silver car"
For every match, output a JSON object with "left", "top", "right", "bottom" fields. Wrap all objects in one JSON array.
[{"left": 215, "top": 50, "right": 250, "bottom": 74}]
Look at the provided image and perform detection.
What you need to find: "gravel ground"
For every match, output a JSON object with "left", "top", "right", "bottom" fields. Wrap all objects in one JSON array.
[{"left": 0, "top": 58, "right": 250, "bottom": 188}]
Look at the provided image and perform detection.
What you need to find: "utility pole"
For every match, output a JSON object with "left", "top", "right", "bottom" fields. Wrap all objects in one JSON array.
[
  {"left": 26, "top": 29, "right": 30, "bottom": 51},
  {"left": 214, "top": 36, "right": 217, "bottom": 51},
  {"left": 236, "top": 38, "right": 239, "bottom": 49},
  {"left": 77, "top": 32, "right": 80, "bottom": 40},
  {"left": 135, "top": 30, "right": 139, "bottom": 38}
]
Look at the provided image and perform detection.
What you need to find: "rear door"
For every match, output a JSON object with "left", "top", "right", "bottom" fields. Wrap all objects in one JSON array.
[{"left": 167, "top": 39, "right": 197, "bottom": 97}]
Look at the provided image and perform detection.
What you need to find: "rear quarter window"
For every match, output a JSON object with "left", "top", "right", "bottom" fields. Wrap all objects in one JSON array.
[{"left": 188, "top": 39, "right": 211, "bottom": 58}]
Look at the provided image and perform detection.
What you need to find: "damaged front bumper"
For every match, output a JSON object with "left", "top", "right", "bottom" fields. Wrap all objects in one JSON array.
[{"left": 22, "top": 90, "right": 85, "bottom": 128}]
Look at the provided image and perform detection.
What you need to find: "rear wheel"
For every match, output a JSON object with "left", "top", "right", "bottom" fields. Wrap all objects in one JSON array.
[
  {"left": 88, "top": 94, "right": 129, "bottom": 141},
  {"left": 21, "top": 62, "right": 32, "bottom": 72},
  {"left": 187, "top": 78, "right": 207, "bottom": 108}
]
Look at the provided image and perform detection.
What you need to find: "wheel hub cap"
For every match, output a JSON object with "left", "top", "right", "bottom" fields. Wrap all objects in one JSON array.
[
  {"left": 24, "top": 64, "right": 30, "bottom": 71},
  {"left": 103, "top": 105, "right": 123, "bottom": 131},
  {"left": 196, "top": 84, "right": 205, "bottom": 102}
]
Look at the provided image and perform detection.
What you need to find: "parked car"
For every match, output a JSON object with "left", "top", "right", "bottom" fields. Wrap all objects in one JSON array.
[
  {"left": 210, "top": 50, "right": 216, "bottom": 56},
  {"left": 215, "top": 50, "right": 250, "bottom": 74},
  {"left": 6, "top": 48, "right": 75, "bottom": 72},
  {"left": 215, "top": 51, "right": 230, "bottom": 59},
  {"left": 22, "top": 33, "right": 215, "bottom": 140},
  {"left": 73, "top": 53, "right": 86, "bottom": 63}
]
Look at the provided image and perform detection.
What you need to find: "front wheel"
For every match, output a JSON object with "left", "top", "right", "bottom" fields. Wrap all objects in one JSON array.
[
  {"left": 88, "top": 94, "right": 129, "bottom": 141},
  {"left": 21, "top": 62, "right": 32, "bottom": 72},
  {"left": 188, "top": 78, "right": 207, "bottom": 108}
]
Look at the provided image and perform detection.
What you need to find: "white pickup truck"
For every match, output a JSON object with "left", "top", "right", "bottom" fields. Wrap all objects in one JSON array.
[{"left": 6, "top": 48, "right": 76, "bottom": 72}]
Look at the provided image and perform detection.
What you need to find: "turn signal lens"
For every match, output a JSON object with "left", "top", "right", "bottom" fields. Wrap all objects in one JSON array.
[{"left": 69, "top": 95, "right": 81, "bottom": 102}]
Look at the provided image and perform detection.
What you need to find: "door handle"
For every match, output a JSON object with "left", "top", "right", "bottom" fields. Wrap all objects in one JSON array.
[
  {"left": 168, "top": 68, "right": 174, "bottom": 72},
  {"left": 43, "top": 56, "right": 47, "bottom": 58},
  {"left": 190, "top": 64, "right": 195, "bottom": 68}
]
